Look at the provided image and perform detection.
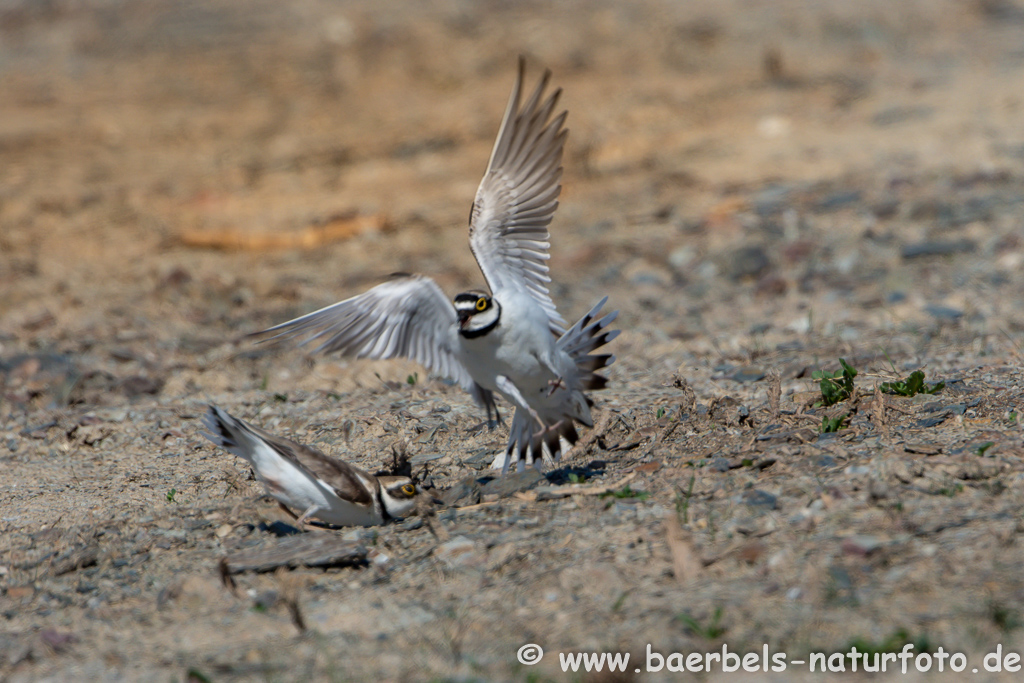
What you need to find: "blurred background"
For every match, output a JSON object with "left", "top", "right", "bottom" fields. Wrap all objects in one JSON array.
[{"left": 3, "top": 0, "right": 1024, "bottom": 401}]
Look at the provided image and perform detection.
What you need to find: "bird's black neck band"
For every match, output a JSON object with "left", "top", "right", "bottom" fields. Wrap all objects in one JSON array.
[{"left": 459, "top": 313, "right": 500, "bottom": 339}]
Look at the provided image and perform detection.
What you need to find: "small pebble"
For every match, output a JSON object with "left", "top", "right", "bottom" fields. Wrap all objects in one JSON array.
[{"left": 743, "top": 490, "right": 778, "bottom": 510}]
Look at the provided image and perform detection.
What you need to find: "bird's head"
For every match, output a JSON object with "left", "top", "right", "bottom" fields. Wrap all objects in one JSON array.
[
  {"left": 453, "top": 291, "right": 501, "bottom": 338},
  {"left": 378, "top": 476, "right": 418, "bottom": 519}
]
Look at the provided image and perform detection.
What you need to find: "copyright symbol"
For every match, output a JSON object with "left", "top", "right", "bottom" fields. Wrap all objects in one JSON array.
[{"left": 517, "top": 643, "right": 544, "bottom": 665}]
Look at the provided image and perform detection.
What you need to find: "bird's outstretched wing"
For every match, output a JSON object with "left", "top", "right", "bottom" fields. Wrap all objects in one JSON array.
[
  {"left": 251, "top": 274, "right": 472, "bottom": 390},
  {"left": 469, "top": 56, "right": 568, "bottom": 334}
]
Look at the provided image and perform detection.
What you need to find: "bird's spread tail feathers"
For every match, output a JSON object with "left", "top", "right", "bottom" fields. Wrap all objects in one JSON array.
[
  {"left": 558, "top": 296, "right": 619, "bottom": 392},
  {"left": 200, "top": 405, "right": 260, "bottom": 466},
  {"left": 501, "top": 297, "right": 619, "bottom": 473}
]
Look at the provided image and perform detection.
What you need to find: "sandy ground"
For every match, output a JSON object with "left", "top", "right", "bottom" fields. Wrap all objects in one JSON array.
[{"left": 5, "top": 0, "right": 1024, "bottom": 680}]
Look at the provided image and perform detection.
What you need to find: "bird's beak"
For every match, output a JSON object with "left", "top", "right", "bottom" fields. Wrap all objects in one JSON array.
[{"left": 457, "top": 310, "right": 471, "bottom": 328}]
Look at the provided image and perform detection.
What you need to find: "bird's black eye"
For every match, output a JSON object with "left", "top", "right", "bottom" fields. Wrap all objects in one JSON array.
[
  {"left": 476, "top": 297, "right": 487, "bottom": 311},
  {"left": 401, "top": 483, "right": 416, "bottom": 496}
]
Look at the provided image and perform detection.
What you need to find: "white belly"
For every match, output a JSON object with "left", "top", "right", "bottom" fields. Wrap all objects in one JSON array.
[
  {"left": 458, "top": 292, "right": 579, "bottom": 414},
  {"left": 249, "top": 442, "right": 382, "bottom": 526}
]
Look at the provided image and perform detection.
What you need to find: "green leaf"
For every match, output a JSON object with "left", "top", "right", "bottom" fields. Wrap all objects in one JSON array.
[
  {"left": 814, "top": 358, "right": 858, "bottom": 407},
  {"left": 820, "top": 413, "right": 850, "bottom": 433},
  {"left": 880, "top": 369, "right": 943, "bottom": 397},
  {"left": 676, "top": 607, "right": 726, "bottom": 639},
  {"left": 185, "top": 669, "right": 213, "bottom": 683},
  {"left": 839, "top": 358, "right": 858, "bottom": 380},
  {"left": 600, "top": 485, "right": 650, "bottom": 500}
]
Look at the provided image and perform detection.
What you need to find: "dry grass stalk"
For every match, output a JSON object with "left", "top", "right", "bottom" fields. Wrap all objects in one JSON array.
[{"left": 767, "top": 369, "right": 781, "bottom": 421}]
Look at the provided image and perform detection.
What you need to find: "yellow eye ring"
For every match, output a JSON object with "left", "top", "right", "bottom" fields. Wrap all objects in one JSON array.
[
  {"left": 401, "top": 483, "right": 416, "bottom": 496},
  {"left": 476, "top": 298, "right": 487, "bottom": 311}
]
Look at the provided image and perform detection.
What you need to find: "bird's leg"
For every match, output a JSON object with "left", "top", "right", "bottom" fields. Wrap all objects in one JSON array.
[
  {"left": 531, "top": 418, "right": 566, "bottom": 441},
  {"left": 277, "top": 502, "right": 320, "bottom": 532},
  {"left": 293, "top": 504, "right": 323, "bottom": 531},
  {"left": 469, "top": 402, "right": 503, "bottom": 433},
  {"left": 495, "top": 375, "right": 545, "bottom": 428}
]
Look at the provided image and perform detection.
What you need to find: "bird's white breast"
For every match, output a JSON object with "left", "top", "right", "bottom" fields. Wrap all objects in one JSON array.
[{"left": 458, "top": 290, "right": 574, "bottom": 397}]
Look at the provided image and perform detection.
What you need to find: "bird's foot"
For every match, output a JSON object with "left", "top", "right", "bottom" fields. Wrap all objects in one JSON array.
[
  {"left": 277, "top": 502, "right": 323, "bottom": 533},
  {"left": 531, "top": 419, "right": 564, "bottom": 441},
  {"left": 527, "top": 405, "right": 545, "bottom": 429},
  {"left": 546, "top": 377, "right": 568, "bottom": 397}
]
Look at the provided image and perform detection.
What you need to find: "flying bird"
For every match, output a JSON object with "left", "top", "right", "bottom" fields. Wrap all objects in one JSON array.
[{"left": 253, "top": 58, "right": 619, "bottom": 473}]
